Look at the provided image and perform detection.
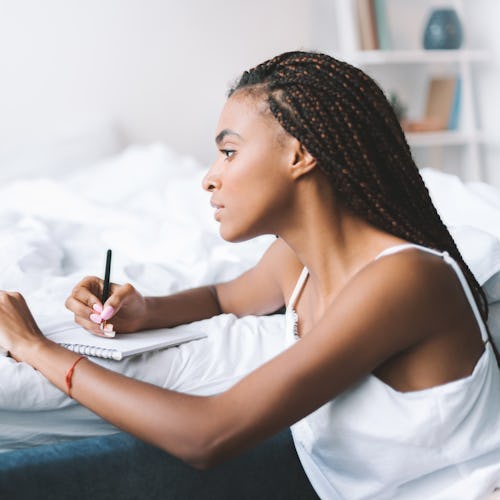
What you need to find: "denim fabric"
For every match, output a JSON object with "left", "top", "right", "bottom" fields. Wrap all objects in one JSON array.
[{"left": 0, "top": 429, "right": 319, "bottom": 500}]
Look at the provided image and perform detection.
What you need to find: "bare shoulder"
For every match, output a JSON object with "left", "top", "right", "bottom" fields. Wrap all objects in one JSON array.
[
  {"left": 364, "top": 248, "right": 459, "bottom": 304},
  {"left": 343, "top": 248, "right": 463, "bottom": 340},
  {"left": 333, "top": 248, "right": 484, "bottom": 390},
  {"left": 369, "top": 248, "right": 466, "bottom": 315},
  {"left": 322, "top": 248, "right": 477, "bottom": 369}
]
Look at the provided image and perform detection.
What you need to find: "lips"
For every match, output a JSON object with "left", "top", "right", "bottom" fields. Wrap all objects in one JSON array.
[
  {"left": 210, "top": 199, "right": 224, "bottom": 220},
  {"left": 210, "top": 200, "right": 223, "bottom": 210}
]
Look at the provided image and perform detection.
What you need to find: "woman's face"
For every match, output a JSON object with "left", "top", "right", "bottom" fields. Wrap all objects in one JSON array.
[{"left": 203, "top": 93, "right": 297, "bottom": 242}]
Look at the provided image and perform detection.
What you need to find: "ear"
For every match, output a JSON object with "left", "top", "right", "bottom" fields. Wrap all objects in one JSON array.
[{"left": 288, "top": 140, "right": 317, "bottom": 180}]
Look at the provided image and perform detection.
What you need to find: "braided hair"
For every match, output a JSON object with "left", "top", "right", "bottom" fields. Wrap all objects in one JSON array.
[{"left": 230, "top": 50, "right": 497, "bottom": 357}]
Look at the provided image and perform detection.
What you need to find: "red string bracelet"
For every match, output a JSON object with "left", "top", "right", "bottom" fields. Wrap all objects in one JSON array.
[{"left": 65, "top": 355, "right": 86, "bottom": 398}]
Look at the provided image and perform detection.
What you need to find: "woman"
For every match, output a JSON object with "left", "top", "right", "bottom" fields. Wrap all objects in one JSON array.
[{"left": 1, "top": 51, "right": 499, "bottom": 499}]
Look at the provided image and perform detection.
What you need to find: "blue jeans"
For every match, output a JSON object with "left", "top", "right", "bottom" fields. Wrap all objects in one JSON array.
[{"left": 0, "top": 429, "right": 319, "bottom": 499}]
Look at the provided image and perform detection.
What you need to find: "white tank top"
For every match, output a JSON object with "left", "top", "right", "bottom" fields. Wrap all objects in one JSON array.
[{"left": 285, "top": 244, "right": 500, "bottom": 499}]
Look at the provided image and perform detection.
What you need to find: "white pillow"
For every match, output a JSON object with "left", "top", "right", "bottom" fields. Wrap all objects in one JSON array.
[
  {"left": 484, "top": 271, "right": 500, "bottom": 305},
  {"left": 450, "top": 225, "right": 500, "bottom": 299},
  {"left": 0, "top": 118, "right": 125, "bottom": 182},
  {"left": 488, "top": 301, "right": 500, "bottom": 348}
]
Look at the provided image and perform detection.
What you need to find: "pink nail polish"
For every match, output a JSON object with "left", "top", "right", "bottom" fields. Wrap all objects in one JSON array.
[
  {"left": 90, "top": 313, "right": 102, "bottom": 324},
  {"left": 100, "top": 305, "right": 115, "bottom": 321},
  {"left": 103, "top": 324, "right": 115, "bottom": 337},
  {"left": 92, "top": 303, "right": 103, "bottom": 313}
]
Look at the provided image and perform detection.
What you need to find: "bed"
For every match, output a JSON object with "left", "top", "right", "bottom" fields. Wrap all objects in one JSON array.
[{"left": 0, "top": 141, "right": 499, "bottom": 496}]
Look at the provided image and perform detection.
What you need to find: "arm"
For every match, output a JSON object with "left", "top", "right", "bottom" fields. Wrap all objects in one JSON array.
[
  {"left": 1, "top": 250, "right": 453, "bottom": 469},
  {"left": 66, "top": 238, "right": 299, "bottom": 335},
  {"left": 144, "top": 236, "right": 298, "bottom": 326}
]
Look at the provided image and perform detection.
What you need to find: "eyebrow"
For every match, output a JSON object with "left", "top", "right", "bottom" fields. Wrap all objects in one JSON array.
[{"left": 215, "top": 129, "right": 242, "bottom": 145}]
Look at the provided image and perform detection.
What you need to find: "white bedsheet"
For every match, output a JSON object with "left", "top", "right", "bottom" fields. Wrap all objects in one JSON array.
[{"left": 0, "top": 144, "right": 499, "bottom": 452}]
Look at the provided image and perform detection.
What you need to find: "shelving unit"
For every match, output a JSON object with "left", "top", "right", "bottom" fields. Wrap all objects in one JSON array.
[
  {"left": 344, "top": 49, "right": 488, "bottom": 65},
  {"left": 333, "top": 0, "right": 488, "bottom": 181}
]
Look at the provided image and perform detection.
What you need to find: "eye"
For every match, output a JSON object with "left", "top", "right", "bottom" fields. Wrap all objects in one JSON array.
[{"left": 220, "top": 149, "right": 236, "bottom": 160}]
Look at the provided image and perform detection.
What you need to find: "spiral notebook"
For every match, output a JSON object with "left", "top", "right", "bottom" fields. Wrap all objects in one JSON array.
[{"left": 43, "top": 321, "right": 207, "bottom": 361}]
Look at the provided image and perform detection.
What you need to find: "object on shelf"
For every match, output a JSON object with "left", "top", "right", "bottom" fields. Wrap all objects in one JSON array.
[
  {"left": 423, "top": 8, "right": 463, "bottom": 50},
  {"left": 388, "top": 91, "right": 407, "bottom": 122},
  {"left": 425, "top": 77, "right": 458, "bottom": 128},
  {"left": 402, "top": 76, "right": 460, "bottom": 132},
  {"left": 356, "top": 0, "right": 378, "bottom": 50},
  {"left": 373, "top": 0, "right": 391, "bottom": 50},
  {"left": 355, "top": 0, "right": 391, "bottom": 50},
  {"left": 447, "top": 78, "right": 462, "bottom": 130},
  {"left": 402, "top": 118, "right": 446, "bottom": 133}
]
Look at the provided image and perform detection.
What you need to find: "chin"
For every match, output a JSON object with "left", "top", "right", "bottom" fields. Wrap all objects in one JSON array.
[
  {"left": 219, "top": 230, "right": 251, "bottom": 243},
  {"left": 219, "top": 225, "right": 263, "bottom": 243}
]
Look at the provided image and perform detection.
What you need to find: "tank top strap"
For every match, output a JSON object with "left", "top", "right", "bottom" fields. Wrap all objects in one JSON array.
[
  {"left": 375, "top": 243, "right": 490, "bottom": 344},
  {"left": 287, "top": 267, "right": 309, "bottom": 311},
  {"left": 375, "top": 243, "right": 443, "bottom": 260}
]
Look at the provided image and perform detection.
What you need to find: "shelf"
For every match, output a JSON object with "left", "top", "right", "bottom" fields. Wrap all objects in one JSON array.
[
  {"left": 405, "top": 131, "right": 500, "bottom": 148},
  {"left": 477, "top": 133, "right": 500, "bottom": 146},
  {"left": 331, "top": 0, "right": 490, "bottom": 181},
  {"left": 405, "top": 130, "right": 476, "bottom": 147},
  {"left": 343, "top": 49, "right": 489, "bottom": 66}
]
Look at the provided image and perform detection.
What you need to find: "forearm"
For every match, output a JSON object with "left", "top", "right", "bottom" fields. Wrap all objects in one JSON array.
[
  {"left": 25, "top": 339, "right": 220, "bottom": 468},
  {"left": 141, "top": 285, "right": 222, "bottom": 330}
]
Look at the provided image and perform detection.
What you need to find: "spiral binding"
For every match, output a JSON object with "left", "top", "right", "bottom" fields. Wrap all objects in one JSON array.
[{"left": 61, "top": 343, "right": 123, "bottom": 361}]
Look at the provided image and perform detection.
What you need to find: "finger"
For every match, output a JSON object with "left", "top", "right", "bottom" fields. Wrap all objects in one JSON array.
[
  {"left": 2, "top": 292, "right": 38, "bottom": 325},
  {"left": 74, "top": 315, "right": 115, "bottom": 338},
  {"left": 5, "top": 291, "right": 25, "bottom": 301},
  {"left": 73, "top": 276, "right": 103, "bottom": 297},
  {"left": 100, "top": 322, "right": 116, "bottom": 337},
  {"left": 64, "top": 297, "right": 108, "bottom": 338},
  {"left": 66, "top": 297, "right": 114, "bottom": 335},
  {"left": 100, "top": 283, "right": 135, "bottom": 320},
  {"left": 68, "top": 282, "right": 126, "bottom": 331},
  {"left": 2, "top": 291, "right": 28, "bottom": 308},
  {"left": 70, "top": 277, "right": 103, "bottom": 309},
  {"left": 65, "top": 295, "right": 95, "bottom": 319}
]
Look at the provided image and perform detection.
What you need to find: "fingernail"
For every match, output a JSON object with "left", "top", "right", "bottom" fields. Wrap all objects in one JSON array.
[
  {"left": 92, "top": 303, "right": 103, "bottom": 313},
  {"left": 90, "top": 313, "right": 102, "bottom": 324},
  {"left": 103, "top": 324, "right": 115, "bottom": 337},
  {"left": 100, "top": 305, "right": 115, "bottom": 321}
]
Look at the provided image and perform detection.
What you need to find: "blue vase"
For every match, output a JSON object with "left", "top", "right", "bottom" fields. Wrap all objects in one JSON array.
[{"left": 423, "top": 8, "right": 463, "bottom": 50}]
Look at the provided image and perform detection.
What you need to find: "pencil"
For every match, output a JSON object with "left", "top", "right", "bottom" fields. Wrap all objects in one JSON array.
[
  {"left": 102, "top": 249, "right": 112, "bottom": 304},
  {"left": 100, "top": 249, "right": 112, "bottom": 331}
]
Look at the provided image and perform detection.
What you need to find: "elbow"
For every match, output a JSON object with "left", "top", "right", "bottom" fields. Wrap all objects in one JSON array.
[
  {"left": 156, "top": 395, "right": 238, "bottom": 470},
  {"left": 169, "top": 429, "right": 233, "bottom": 471},
  {"left": 187, "top": 455, "right": 216, "bottom": 471},
  {"left": 150, "top": 425, "right": 229, "bottom": 470},
  {"left": 179, "top": 441, "right": 227, "bottom": 471}
]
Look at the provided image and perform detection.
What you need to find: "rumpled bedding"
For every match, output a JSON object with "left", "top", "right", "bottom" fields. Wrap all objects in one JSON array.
[{"left": 0, "top": 144, "right": 499, "bottom": 453}]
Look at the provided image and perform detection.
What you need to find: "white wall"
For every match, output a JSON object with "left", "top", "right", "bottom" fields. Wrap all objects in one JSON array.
[
  {"left": 0, "top": 0, "right": 315, "bottom": 171},
  {"left": 0, "top": 0, "right": 499, "bottom": 186},
  {"left": 463, "top": 0, "right": 500, "bottom": 187}
]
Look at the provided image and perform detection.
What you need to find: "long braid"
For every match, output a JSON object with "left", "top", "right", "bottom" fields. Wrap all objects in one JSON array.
[{"left": 230, "top": 51, "right": 497, "bottom": 357}]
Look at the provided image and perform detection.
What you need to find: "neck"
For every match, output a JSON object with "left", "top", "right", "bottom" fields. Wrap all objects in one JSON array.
[{"left": 278, "top": 174, "right": 405, "bottom": 300}]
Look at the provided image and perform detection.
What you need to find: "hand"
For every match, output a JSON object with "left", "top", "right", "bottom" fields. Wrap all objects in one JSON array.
[
  {"left": 65, "top": 276, "right": 148, "bottom": 337},
  {"left": 0, "top": 291, "right": 46, "bottom": 361}
]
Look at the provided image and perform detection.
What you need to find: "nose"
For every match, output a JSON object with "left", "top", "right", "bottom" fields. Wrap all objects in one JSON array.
[{"left": 202, "top": 162, "right": 221, "bottom": 192}]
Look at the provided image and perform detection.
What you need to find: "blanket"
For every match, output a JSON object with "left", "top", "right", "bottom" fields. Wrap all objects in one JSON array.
[{"left": 0, "top": 144, "right": 499, "bottom": 452}]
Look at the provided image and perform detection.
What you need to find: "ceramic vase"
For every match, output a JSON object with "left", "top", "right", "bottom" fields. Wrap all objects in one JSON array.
[{"left": 423, "top": 8, "right": 463, "bottom": 50}]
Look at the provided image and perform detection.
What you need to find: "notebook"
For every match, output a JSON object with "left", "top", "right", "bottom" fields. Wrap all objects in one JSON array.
[{"left": 43, "top": 321, "right": 207, "bottom": 361}]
